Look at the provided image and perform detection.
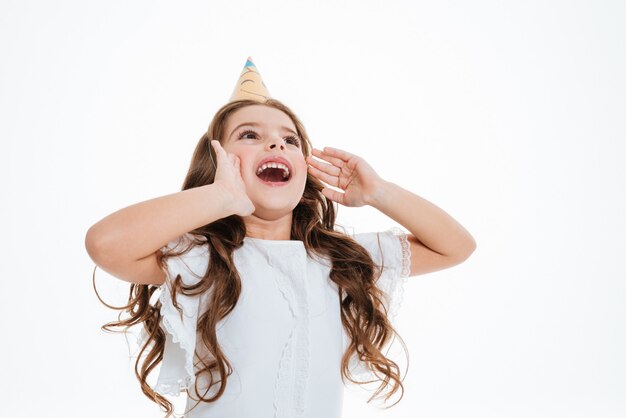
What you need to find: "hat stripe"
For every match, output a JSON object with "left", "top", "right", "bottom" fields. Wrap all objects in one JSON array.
[{"left": 229, "top": 57, "right": 271, "bottom": 102}]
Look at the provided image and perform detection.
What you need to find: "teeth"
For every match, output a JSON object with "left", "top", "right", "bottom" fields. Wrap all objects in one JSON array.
[{"left": 256, "top": 162, "right": 290, "bottom": 178}]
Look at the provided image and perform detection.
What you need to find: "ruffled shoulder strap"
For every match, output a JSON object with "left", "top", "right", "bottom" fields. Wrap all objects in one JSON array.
[{"left": 154, "top": 233, "right": 209, "bottom": 396}]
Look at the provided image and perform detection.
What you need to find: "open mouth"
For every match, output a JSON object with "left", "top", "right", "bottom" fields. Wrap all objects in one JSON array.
[{"left": 256, "top": 161, "right": 291, "bottom": 183}]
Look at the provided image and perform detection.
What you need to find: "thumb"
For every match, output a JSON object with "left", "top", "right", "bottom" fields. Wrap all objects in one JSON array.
[
  {"left": 211, "top": 140, "right": 225, "bottom": 160},
  {"left": 234, "top": 155, "right": 241, "bottom": 171}
]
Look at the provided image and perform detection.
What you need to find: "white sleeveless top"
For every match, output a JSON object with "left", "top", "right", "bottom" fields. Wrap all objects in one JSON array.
[{"left": 149, "top": 229, "right": 410, "bottom": 418}]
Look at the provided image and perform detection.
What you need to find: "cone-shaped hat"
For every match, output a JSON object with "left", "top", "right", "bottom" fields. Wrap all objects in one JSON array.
[{"left": 229, "top": 57, "right": 271, "bottom": 102}]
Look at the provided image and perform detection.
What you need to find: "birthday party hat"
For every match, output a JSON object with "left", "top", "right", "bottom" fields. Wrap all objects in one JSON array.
[{"left": 229, "top": 57, "right": 271, "bottom": 102}]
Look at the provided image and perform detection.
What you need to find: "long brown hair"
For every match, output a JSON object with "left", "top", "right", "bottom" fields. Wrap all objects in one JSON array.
[{"left": 98, "top": 99, "right": 408, "bottom": 416}]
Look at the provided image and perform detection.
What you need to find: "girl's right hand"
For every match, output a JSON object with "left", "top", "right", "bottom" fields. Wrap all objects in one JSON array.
[{"left": 211, "top": 140, "right": 255, "bottom": 217}]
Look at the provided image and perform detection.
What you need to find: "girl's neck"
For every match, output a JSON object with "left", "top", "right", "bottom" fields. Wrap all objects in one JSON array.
[{"left": 243, "top": 212, "right": 293, "bottom": 240}]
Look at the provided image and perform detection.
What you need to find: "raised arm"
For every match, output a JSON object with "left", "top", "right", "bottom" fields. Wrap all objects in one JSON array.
[
  {"left": 306, "top": 146, "right": 476, "bottom": 277},
  {"left": 85, "top": 141, "right": 254, "bottom": 285},
  {"left": 365, "top": 181, "right": 476, "bottom": 276}
]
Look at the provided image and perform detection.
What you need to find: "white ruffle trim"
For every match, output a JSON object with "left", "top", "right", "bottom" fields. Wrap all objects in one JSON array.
[
  {"left": 389, "top": 227, "right": 411, "bottom": 278},
  {"left": 269, "top": 246, "right": 310, "bottom": 418},
  {"left": 154, "top": 377, "right": 192, "bottom": 398},
  {"left": 154, "top": 285, "right": 196, "bottom": 397},
  {"left": 152, "top": 235, "right": 206, "bottom": 397},
  {"left": 385, "top": 227, "right": 411, "bottom": 322}
]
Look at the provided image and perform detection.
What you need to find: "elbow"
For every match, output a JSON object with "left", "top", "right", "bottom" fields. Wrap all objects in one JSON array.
[
  {"left": 460, "top": 236, "right": 477, "bottom": 261},
  {"left": 449, "top": 236, "right": 477, "bottom": 264},
  {"left": 85, "top": 225, "right": 102, "bottom": 263},
  {"left": 85, "top": 224, "right": 115, "bottom": 266},
  {"left": 466, "top": 234, "right": 477, "bottom": 254}
]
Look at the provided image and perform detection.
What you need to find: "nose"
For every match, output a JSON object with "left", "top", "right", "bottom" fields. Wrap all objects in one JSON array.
[{"left": 267, "top": 138, "right": 285, "bottom": 151}]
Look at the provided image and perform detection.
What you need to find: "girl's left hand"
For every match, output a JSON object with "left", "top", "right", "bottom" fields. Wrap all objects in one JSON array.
[{"left": 306, "top": 147, "right": 384, "bottom": 207}]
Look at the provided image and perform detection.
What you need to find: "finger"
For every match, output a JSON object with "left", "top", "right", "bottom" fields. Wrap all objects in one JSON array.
[
  {"left": 322, "top": 146, "right": 356, "bottom": 162},
  {"left": 306, "top": 155, "right": 341, "bottom": 176},
  {"left": 311, "top": 148, "right": 345, "bottom": 168},
  {"left": 233, "top": 155, "right": 241, "bottom": 171},
  {"left": 321, "top": 187, "right": 345, "bottom": 205},
  {"left": 308, "top": 165, "right": 339, "bottom": 187}
]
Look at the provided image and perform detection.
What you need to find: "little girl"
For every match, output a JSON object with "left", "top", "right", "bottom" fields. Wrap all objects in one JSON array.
[{"left": 86, "top": 58, "right": 476, "bottom": 418}]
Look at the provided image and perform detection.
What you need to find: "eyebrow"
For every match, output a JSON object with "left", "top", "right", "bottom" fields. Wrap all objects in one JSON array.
[{"left": 229, "top": 122, "right": 299, "bottom": 139}]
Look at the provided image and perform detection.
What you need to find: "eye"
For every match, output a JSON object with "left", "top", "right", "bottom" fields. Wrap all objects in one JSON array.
[
  {"left": 285, "top": 135, "right": 301, "bottom": 147},
  {"left": 238, "top": 129, "right": 259, "bottom": 140}
]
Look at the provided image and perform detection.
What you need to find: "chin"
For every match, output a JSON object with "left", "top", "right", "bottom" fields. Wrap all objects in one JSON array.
[
  {"left": 248, "top": 193, "right": 301, "bottom": 219},
  {"left": 251, "top": 206, "right": 296, "bottom": 221}
]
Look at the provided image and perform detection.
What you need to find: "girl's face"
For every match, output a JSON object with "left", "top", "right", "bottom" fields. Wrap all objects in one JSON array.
[{"left": 221, "top": 104, "right": 308, "bottom": 220}]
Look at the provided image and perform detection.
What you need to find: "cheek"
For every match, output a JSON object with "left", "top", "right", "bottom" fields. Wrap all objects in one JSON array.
[
  {"left": 293, "top": 155, "right": 308, "bottom": 178},
  {"left": 294, "top": 155, "right": 306, "bottom": 168},
  {"left": 240, "top": 156, "right": 256, "bottom": 181}
]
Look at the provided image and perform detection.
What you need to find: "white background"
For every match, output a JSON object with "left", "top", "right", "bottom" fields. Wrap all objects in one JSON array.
[{"left": 1, "top": 0, "right": 625, "bottom": 417}]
